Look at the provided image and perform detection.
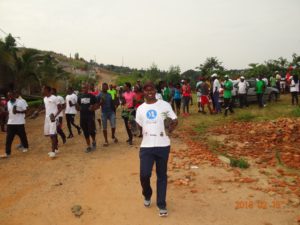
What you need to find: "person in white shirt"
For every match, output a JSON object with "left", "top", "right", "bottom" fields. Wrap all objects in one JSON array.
[
  {"left": 212, "top": 73, "right": 221, "bottom": 113},
  {"left": 290, "top": 76, "right": 299, "bottom": 105},
  {"left": 51, "top": 88, "right": 66, "bottom": 144},
  {"left": 65, "top": 87, "right": 81, "bottom": 138},
  {"left": 135, "top": 82, "right": 178, "bottom": 217},
  {"left": 43, "top": 86, "right": 62, "bottom": 158},
  {"left": 1, "top": 91, "right": 29, "bottom": 158},
  {"left": 236, "top": 76, "right": 249, "bottom": 108},
  {"left": 196, "top": 77, "right": 203, "bottom": 112}
]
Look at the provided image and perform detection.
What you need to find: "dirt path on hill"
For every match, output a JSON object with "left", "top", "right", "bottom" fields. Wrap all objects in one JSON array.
[{"left": 0, "top": 111, "right": 299, "bottom": 225}]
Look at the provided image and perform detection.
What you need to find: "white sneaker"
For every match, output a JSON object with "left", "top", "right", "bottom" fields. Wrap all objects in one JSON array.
[
  {"left": 55, "top": 149, "right": 60, "bottom": 154},
  {"left": 48, "top": 152, "right": 56, "bottom": 158},
  {"left": 22, "top": 148, "right": 28, "bottom": 153}
]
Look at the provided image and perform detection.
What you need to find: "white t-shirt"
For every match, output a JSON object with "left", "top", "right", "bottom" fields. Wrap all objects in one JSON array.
[
  {"left": 65, "top": 93, "right": 78, "bottom": 114},
  {"left": 44, "top": 95, "right": 59, "bottom": 117},
  {"left": 290, "top": 80, "right": 299, "bottom": 92},
  {"left": 155, "top": 93, "right": 163, "bottom": 100},
  {"left": 136, "top": 100, "right": 177, "bottom": 147},
  {"left": 237, "top": 81, "right": 249, "bottom": 94},
  {"left": 56, "top": 95, "right": 65, "bottom": 117},
  {"left": 213, "top": 79, "right": 221, "bottom": 93},
  {"left": 7, "top": 99, "right": 28, "bottom": 125},
  {"left": 196, "top": 81, "right": 203, "bottom": 96}
]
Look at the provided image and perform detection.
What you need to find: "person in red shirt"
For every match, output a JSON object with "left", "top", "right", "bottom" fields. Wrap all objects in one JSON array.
[
  {"left": 121, "top": 82, "right": 136, "bottom": 145},
  {"left": 181, "top": 79, "right": 191, "bottom": 116}
]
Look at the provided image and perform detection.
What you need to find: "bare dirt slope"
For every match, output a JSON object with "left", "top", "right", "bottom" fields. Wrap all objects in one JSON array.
[{"left": 0, "top": 112, "right": 299, "bottom": 225}]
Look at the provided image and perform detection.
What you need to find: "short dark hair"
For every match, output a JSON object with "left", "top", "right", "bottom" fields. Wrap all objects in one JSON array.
[
  {"left": 125, "top": 82, "right": 131, "bottom": 89},
  {"left": 44, "top": 86, "right": 51, "bottom": 92}
]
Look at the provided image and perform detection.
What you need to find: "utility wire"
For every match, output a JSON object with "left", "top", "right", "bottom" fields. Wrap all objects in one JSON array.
[{"left": 0, "top": 27, "right": 25, "bottom": 47}]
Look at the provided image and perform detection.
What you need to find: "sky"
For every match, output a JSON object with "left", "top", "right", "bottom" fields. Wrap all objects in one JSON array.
[{"left": 1, "top": 0, "right": 300, "bottom": 72}]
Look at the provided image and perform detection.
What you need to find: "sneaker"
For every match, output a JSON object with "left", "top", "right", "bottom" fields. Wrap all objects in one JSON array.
[
  {"left": 112, "top": 137, "right": 118, "bottom": 143},
  {"left": 85, "top": 146, "right": 92, "bottom": 153},
  {"left": 0, "top": 153, "right": 10, "bottom": 158},
  {"left": 55, "top": 149, "right": 60, "bottom": 154},
  {"left": 92, "top": 142, "right": 96, "bottom": 150},
  {"left": 158, "top": 208, "right": 168, "bottom": 217},
  {"left": 22, "top": 148, "right": 28, "bottom": 153},
  {"left": 144, "top": 199, "right": 151, "bottom": 208},
  {"left": 48, "top": 152, "right": 56, "bottom": 158}
]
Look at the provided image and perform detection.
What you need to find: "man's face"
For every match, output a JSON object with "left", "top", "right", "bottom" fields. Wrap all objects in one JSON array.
[
  {"left": 102, "top": 84, "right": 108, "bottom": 92},
  {"left": 81, "top": 85, "right": 88, "bottom": 94},
  {"left": 143, "top": 86, "right": 156, "bottom": 101},
  {"left": 7, "top": 92, "right": 15, "bottom": 101}
]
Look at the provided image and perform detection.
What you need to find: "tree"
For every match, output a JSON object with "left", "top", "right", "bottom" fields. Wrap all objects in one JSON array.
[
  {"left": 74, "top": 52, "right": 79, "bottom": 60},
  {"left": 166, "top": 65, "right": 181, "bottom": 84},
  {"left": 197, "top": 57, "right": 225, "bottom": 77}
]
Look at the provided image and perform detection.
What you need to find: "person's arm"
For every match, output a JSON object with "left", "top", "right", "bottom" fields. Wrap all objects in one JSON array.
[{"left": 13, "top": 102, "right": 27, "bottom": 114}]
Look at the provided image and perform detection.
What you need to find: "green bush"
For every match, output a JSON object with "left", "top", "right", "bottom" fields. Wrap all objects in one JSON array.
[
  {"left": 230, "top": 157, "right": 250, "bottom": 169},
  {"left": 28, "top": 99, "right": 43, "bottom": 107}
]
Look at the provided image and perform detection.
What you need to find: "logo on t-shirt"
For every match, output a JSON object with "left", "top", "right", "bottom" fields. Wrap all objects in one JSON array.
[
  {"left": 81, "top": 98, "right": 91, "bottom": 104},
  {"left": 146, "top": 110, "right": 157, "bottom": 120}
]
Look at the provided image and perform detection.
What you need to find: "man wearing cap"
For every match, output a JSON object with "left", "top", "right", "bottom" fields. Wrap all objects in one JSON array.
[
  {"left": 223, "top": 75, "right": 234, "bottom": 116},
  {"left": 236, "top": 76, "right": 249, "bottom": 108},
  {"left": 212, "top": 73, "right": 221, "bottom": 113},
  {"left": 135, "top": 81, "right": 178, "bottom": 217}
]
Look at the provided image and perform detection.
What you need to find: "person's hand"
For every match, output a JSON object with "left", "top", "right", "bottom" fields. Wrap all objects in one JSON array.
[
  {"left": 50, "top": 113, "right": 55, "bottom": 122},
  {"left": 13, "top": 105, "right": 17, "bottom": 114},
  {"left": 88, "top": 105, "right": 94, "bottom": 111},
  {"left": 168, "top": 119, "right": 178, "bottom": 133},
  {"left": 69, "top": 100, "right": 73, "bottom": 106}
]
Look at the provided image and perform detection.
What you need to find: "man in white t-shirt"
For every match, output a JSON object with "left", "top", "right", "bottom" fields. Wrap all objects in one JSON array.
[
  {"left": 212, "top": 73, "right": 221, "bottom": 113},
  {"left": 65, "top": 87, "right": 81, "bottom": 138},
  {"left": 52, "top": 88, "right": 66, "bottom": 144},
  {"left": 1, "top": 91, "right": 29, "bottom": 158},
  {"left": 135, "top": 82, "right": 178, "bottom": 217},
  {"left": 236, "top": 76, "right": 249, "bottom": 108},
  {"left": 43, "top": 86, "right": 62, "bottom": 158}
]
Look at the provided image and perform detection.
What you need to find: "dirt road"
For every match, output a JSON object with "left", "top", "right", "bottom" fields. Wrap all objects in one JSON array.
[{"left": 0, "top": 111, "right": 299, "bottom": 225}]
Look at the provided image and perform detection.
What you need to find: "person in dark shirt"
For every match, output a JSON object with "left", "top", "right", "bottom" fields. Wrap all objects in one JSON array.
[
  {"left": 97, "top": 83, "right": 118, "bottom": 147},
  {"left": 77, "top": 84, "right": 98, "bottom": 152}
]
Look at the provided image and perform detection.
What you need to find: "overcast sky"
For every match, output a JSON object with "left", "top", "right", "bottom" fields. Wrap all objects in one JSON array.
[{"left": 1, "top": 0, "right": 300, "bottom": 71}]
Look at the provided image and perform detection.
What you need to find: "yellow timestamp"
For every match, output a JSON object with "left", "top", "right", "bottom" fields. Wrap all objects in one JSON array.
[{"left": 235, "top": 200, "right": 286, "bottom": 209}]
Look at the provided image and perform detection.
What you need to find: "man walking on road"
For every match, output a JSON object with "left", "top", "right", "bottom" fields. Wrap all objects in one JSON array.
[
  {"left": 65, "top": 87, "right": 81, "bottom": 138},
  {"left": 97, "top": 83, "right": 118, "bottom": 147},
  {"left": 135, "top": 82, "right": 178, "bottom": 217},
  {"left": 77, "top": 84, "right": 98, "bottom": 153},
  {"left": 1, "top": 91, "right": 29, "bottom": 158}
]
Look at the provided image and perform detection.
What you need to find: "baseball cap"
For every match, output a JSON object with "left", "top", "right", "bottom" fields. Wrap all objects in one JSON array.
[
  {"left": 240, "top": 76, "right": 245, "bottom": 79},
  {"left": 211, "top": 73, "right": 217, "bottom": 78}
]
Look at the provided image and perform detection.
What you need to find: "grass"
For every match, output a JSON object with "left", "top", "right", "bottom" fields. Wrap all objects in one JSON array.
[
  {"left": 229, "top": 157, "right": 250, "bottom": 169},
  {"left": 235, "top": 112, "right": 256, "bottom": 122},
  {"left": 290, "top": 107, "right": 300, "bottom": 117}
]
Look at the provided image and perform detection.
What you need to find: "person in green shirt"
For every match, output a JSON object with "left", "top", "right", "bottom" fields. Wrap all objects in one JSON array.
[
  {"left": 223, "top": 75, "right": 234, "bottom": 116},
  {"left": 255, "top": 75, "right": 266, "bottom": 108},
  {"left": 269, "top": 75, "right": 276, "bottom": 88},
  {"left": 162, "top": 82, "right": 171, "bottom": 102}
]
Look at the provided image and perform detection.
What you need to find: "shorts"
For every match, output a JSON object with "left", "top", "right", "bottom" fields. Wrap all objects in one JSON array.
[
  {"left": 280, "top": 81, "right": 286, "bottom": 89},
  {"left": 95, "top": 108, "right": 101, "bottom": 121},
  {"left": 201, "top": 95, "right": 209, "bottom": 105},
  {"left": 80, "top": 115, "right": 96, "bottom": 138},
  {"left": 101, "top": 112, "right": 116, "bottom": 130},
  {"left": 44, "top": 116, "right": 57, "bottom": 136}
]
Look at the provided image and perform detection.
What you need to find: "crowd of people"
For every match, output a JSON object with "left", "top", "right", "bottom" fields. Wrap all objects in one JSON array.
[
  {"left": 0, "top": 80, "right": 180, "bottom": 217},
  {"left": 0, "top": 65, "right": 299, "bottom": 216}
]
